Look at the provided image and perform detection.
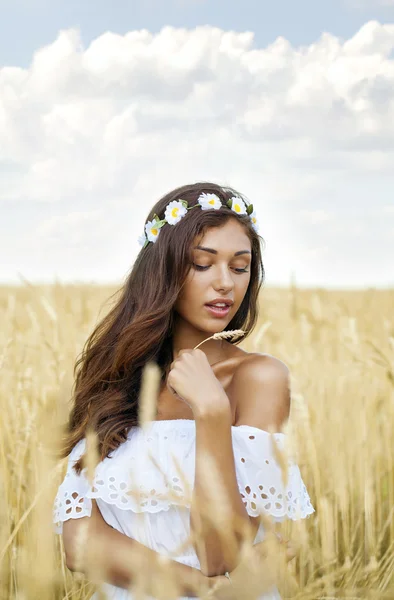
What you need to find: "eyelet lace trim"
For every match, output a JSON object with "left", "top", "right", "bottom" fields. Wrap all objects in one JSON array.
[{"left": 53, "top": 425, "right": 315, "bottom": 533}]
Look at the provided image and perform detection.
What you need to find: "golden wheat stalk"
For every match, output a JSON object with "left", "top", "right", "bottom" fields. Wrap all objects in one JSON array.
[
  {"left": 193, "top": 329, "right": 246, "bottom": 349},
  {"left": 139, "top": 361, "right": 161, "bottom": 429}
]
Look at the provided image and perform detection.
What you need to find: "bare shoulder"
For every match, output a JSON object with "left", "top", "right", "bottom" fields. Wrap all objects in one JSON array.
[
  {"left": 230, "top": 351, "right": 291, "bottom": 431},
  {"left": 236, "top": 351, "right": 290, "bottom": 378}
]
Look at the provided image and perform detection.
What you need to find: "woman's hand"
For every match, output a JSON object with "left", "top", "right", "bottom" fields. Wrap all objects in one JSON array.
[
  {"left": 202, "top": 537, "right": 299, "bottom": 599},
  {"left": 246, "top": 535, "right": 299, "bottom": 565},
  {"left": 282, "top": 537, "right": 298, "bottom": 562},
  {"left": 167, "top": 349, "right": 229, "bottom": 418}
]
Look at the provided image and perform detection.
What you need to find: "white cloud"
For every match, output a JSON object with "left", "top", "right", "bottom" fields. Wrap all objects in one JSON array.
[
  {"left": 35, "top": 209, "right": 105, "bottom": 244},
  {"left": 299, "top": 210, "right": 333, "bottom": 224},
  {"left": 347, "top": 0, "right": 394, "bottom": 7},
  {"left": 1, "top": 21, "right": 394, "bottom": 287}
]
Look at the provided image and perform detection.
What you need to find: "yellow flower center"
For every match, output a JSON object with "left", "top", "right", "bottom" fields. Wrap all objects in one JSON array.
[
  {"left": 171, "top": 207, "right": 179, "bottom": 217},
  {"left": 234, "top": 203, "right": 241, "bottom": 213},
  {"left": 151, "top": 228, "right": 158, "bottom": 236},
  {"left": 252, "top": 217, "right": 256, "bottom": 223},
  {"left": 209, "top": 199, "right": 215, "bottom": 205}
]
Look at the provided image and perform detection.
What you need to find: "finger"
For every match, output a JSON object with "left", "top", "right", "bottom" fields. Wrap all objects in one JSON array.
[
  {"left": 170, "top": 355, "right": 186, "bottom": 370},
  {"left": 166, "top": 379, "right": 177, "bottom": 397},
  {"left": 170, "top": 349, "right": 196, "bottom": 369},
  {"left": 170, "top": 350, "right": 188, "bottom": 369},
  {"left": 174, "top": 349, "right": 193, "bottom": 358},
  {"left": 286, "top": 548, "right": 297, "bottom": 562},
  {"left": 166, "top": 379, "right": 184, "bottom": 402}
]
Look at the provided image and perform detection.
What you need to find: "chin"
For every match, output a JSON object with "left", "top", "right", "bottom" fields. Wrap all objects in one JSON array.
[
  {"left": 205, "top": 321, "right": 227, "bottom": 332},
  {"left": 194, "top": 320, "right": 222, "bottom": 334}
]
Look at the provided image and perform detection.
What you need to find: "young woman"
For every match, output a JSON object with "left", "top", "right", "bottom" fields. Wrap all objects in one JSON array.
[{"left": 53, "top": 182, "right": 315, "bottom": 599}]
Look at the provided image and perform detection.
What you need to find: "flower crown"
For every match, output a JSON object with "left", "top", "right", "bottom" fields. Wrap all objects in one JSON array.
[{"left": 138, "top": 192, "right": 260, "bottom": 249}]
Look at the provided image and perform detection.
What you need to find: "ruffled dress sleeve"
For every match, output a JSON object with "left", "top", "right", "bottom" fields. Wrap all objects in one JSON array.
[
  {"left": 52, "top": 423, "right": 315, "bottom": 534},
  {"left": 53, "top": 439, "right": 93, "bottom": 534},
  {"left": 231, "top": 425, "right": 315, "bottom": 522}
]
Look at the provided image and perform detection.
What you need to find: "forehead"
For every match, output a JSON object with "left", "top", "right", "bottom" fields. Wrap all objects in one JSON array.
[{"left": 195, "top": 220, "right": 251, "bottom": 251}]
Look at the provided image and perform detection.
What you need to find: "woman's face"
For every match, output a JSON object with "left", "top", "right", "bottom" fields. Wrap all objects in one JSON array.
[{"left": 174, "top": 219, "right": 252, "bottom": 333}]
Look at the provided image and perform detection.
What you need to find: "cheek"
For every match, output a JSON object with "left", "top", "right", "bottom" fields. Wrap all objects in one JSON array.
[
  {"left": 242, "top": 276, "right": 251, "bottom": 291},
  {"left": 175, "top": 279, "right": 201, "bottom": 311},
  {"left": 237, "top": 276, "right": 251, "bottom": 300},
  {"left": 184, "top": 270, "right": 205, "bottom": 292}
]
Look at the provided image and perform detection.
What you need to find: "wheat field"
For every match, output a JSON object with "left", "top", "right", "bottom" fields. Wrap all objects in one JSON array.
[{"left": 0, "top": 281, "right": 393, "bottom": 600}]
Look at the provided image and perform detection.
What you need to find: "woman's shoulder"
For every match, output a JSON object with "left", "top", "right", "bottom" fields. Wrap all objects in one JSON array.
[
  {"left": 226, "top": 345, "right": 289, "bottom": 378},
  {"left": 219, "top": 345, "right": 290, "bottom": 398},
  {"left": 225, "top": 349, "right": 290, "bottom": 430}
]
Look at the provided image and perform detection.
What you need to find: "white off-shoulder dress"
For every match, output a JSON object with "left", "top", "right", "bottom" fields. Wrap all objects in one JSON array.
[{"left": 53, "top": 419, "right": 315, "bottom": 600}]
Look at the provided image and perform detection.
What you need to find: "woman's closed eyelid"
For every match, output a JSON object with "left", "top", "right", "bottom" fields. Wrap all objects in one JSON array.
[
  {"left": 192, "top": 259, "right": 250, "bottom": 266},
  {"left": 193, "top": 263, "right": 249, "bottom": 273}
]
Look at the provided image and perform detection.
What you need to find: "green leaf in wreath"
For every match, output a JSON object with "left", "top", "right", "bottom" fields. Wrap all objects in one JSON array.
[
  {"left": 246, "top": 203, "right": 254, "bottom": 215},
  {"left": 226, "top": 199, "right": 233, "bottom": 209}
]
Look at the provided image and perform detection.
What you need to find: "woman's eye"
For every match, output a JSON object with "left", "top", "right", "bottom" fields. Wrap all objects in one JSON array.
[{"left": 193, "top": 264, "right": 249, "bottom": 273}]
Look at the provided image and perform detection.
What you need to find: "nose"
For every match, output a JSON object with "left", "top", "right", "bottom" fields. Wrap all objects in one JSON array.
[{"left": 213, "top": 264, "right": 235, "bottom": 293}]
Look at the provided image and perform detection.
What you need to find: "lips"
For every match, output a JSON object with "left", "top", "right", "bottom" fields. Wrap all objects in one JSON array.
[
  {"left": 205, "top": 304, "right": 230, "bottom": 309},
  {"left": 205, "top": 299, "right": 234, "bottom": 307},
  {"left": 205, "top": 304, "right": 231, "bottom": 318}
]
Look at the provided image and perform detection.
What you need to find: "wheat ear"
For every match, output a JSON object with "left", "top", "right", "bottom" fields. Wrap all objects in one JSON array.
[{"left": 193, "top": 329, "right": 246, "bottom": 349}]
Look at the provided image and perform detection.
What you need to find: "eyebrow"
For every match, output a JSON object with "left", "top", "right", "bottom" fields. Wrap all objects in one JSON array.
[{"left": 194, "top": 245, "right": 251, "bottom": 256}]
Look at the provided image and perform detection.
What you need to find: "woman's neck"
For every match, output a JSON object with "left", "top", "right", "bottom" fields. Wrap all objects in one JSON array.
[{"left": 172, "top": 324, "right": 226, "bottom": 367}]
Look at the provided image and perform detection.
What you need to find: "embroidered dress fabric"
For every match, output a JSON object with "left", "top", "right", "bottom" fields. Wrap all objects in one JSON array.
[{"left": 53, "top": 420, "right": 315, "bottom": 600}]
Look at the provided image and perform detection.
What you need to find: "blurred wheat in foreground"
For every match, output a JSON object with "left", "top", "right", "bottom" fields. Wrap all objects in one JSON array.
[{"left": 1, "top": 282, "right": 393, "bottom": 599}]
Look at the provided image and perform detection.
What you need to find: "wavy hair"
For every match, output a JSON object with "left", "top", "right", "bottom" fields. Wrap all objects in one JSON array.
[{"left": 59, "top": 181, "right": 266, "bottom": 473}]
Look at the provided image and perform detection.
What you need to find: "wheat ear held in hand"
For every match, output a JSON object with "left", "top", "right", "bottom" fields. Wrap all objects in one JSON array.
[{"left": 193, "top": 329, "right": 246, "bottom": 350}]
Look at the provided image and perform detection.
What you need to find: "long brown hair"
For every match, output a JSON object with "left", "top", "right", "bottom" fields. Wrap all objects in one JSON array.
[{"left": 59, "top": 181, "right": 266, "bottom": 473}]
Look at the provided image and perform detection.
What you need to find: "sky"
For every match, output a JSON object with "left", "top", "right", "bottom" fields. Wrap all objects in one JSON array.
[{"left": 1, "top": 0, "right": 394, "bottom": 289}]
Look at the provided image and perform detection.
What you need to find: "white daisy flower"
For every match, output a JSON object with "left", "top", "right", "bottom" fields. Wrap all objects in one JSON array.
[
  {"left": 138, "top": 233, "right": 147, "bottom": 247},
  {"left": 197, "top": 192, "right": 222, "bottom": 210},
  {"left": 145, "top": 219, "right": 161, "bottom": 243},
  {"left": 230, "top": 196, "right": 247, "bottom": 215},
  {"left": 250, "top": 210, "right": 259, "bottom": 233},
  {"left": 164, "top": 200, "right": 188, "bottom": 225}
]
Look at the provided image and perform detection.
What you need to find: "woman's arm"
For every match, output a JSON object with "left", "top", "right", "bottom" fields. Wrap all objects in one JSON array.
[
  {"left": 189, "top": 355, "right": 292, "bottom": 577},
  {"left": 63, "top": 500, "right": 211, "bottom": 598},
  {"left": 190, "top": 407, "right": 257, "bottom": 577}
]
